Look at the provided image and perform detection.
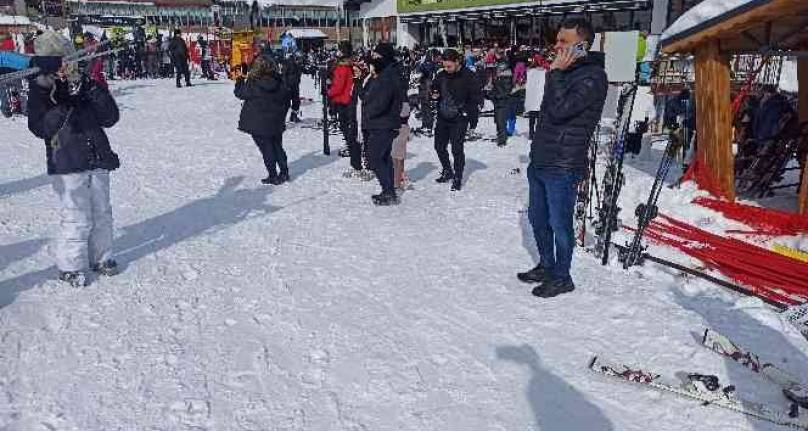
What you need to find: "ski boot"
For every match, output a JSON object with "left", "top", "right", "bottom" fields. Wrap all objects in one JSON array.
[
  {"left": 91, "top": 259, "right": 120, "bottom": 277},
  {"left": 59, "top": 271, "right": 87, "bottom": 287}
]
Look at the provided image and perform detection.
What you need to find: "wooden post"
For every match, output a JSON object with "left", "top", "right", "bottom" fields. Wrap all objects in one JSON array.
[
  {"left": 798, "top": 57, "right": 808, "bottom": 214},
  {"left": 694, "top": 40, "right": 735, "bottom": 200}
]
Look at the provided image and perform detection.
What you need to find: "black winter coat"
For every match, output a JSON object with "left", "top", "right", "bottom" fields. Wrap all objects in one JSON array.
[
  {"left": 361, "top": 63, "right": 403, "bottom": 131},
  {"left": 168, "top": 36, "right": 188, "bottom": 63},
  {"left": 281, "top": 57, "right": 302, "bottom": 88},
  {"left": 531, "top": 52, "right": 608, "bottom": 173},
  {"left": 27, "top": 79, "right": 120, "bottom": 175},
  {"left": 235, "top": 75, "right": 290, "bottom": 137},
  {"left": 431, "top": 66, "right": 480, "bottom": 122}
]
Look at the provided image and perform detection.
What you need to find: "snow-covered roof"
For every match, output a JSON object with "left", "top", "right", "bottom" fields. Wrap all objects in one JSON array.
[
  {"left": 286, "top": 28, "right": 327, "bottom": 39},
  {"left": 219, "top": 0, "right": 342, "bottom": 8},
  {"left": 661, "top": 0, "right": 757, "bottom": 44},
  {"left": 0, "top": 15, "right": 32, "bottom": 26}
]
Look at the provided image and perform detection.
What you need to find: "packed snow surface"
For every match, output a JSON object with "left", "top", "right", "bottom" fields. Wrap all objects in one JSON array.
[
  {"left": 661, "top": 0, "right": 756, "bottom": 44},
  {"left": 0, "top": 77, "right": 806, "bottom": 430}
]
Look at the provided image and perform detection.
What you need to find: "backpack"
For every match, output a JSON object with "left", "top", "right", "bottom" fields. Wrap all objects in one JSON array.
[{"left": 438, "top": 77, "right": 461, "bottom": 120}]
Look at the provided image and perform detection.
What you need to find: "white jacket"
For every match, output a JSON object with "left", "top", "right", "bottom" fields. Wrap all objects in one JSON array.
[{"left": 524, "top": 68, "right": 546, "bottom": 113}]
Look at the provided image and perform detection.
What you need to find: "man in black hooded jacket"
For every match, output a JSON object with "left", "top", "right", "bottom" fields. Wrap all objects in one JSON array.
[
  {"left": 518, "top": 18, "right": 608, "bottom": 298},
  {"left": 430, "top": 49, "right": 479, "bottom": 191},
  {"left": 361, "top": 43, "right": 404, "bottom": 206}
]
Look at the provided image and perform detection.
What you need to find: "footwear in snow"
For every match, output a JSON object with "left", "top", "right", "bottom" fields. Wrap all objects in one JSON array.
[
  {"left": 517, "top": 264, "right": 548, "bottom": 283},
  {"left": 435, "top": 169, "right": 455, "bottom": 183},
  {"left": 59, "top": 271, "right": 87, "bottom": 287},
  {"left": 372, "top": 191, "right": 399, "bottom": 206},
  {"left": 532, "top": 278, "right": 575, "bottom": 298},
  {"left": 358, "top": 170, "right": 376, "bottom": 182},
  {"left": 277, "top": 170, "right": 290, "bottom": 184},
  {"left": 261, "top": 176, "right": 277, "bottom": 185},
  {"left": 451, "top": 178, "right": 463, "bottom": 191},
  {"left": 91, "top": 260, "right": 119, "bottom": 277},
  {"left": 290, "top": 111, "right": 300, "bottom": 123}
]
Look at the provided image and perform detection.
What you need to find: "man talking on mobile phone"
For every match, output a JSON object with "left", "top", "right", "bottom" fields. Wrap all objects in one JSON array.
[{"left": 518, "top": 18, "right": 608, "bottom": 298}]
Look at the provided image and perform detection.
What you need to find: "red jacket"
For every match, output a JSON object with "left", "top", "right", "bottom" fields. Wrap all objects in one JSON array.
[
  {"left": 0, "top": 38, "right": 15, "bottom": 52},
  {"left": 328, "top": 60, "right": 353, "bottom": 106}
]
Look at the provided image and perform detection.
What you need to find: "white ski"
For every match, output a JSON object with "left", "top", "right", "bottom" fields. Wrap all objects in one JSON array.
[
  {"left": 702, "top": 328, "right": 808, "bottom": 408},
  {"left": 589, "top": 355, "right": 808, "bottom": 429}
]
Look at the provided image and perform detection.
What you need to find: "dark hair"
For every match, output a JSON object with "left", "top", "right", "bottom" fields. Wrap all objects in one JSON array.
[
  {"left": 442, "top": 48, "right": 461, "bottom": 62},
  {"left": 339, "top": 40, "right": 353, "bottom": 57},
  {"left": 559, "top": 18, "right": 595, "bottom": 47}
]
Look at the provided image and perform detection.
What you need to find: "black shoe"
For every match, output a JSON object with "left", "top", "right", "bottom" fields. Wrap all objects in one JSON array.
[
  {"left": 185, "top": 82, "right": 193, "bottom": 87},
  {"left": 176, "top": 83, "right": 182, "bottom": 88},
  {"left": 91, "top": 259, "right": 119, "bottom": 276},
  {"left": 277, "top": 171, "right": 290, "bottom": 184},
  {"left": 517, "top": 264, "right": 547, "bottom": 283},
  {"left": 372, "top": 191, "right": 399, "bottom": 206},
  {"left": 290, "top": 111, "right": 300, "bottom": 123},
  {"left": 59, "top": 271, "right": 87, "bottom": 287},
  {"left": 532, "top": 278, "right": 575, "bottom": 298},
  {"left": 435, "top": 169, "right": 454, "bottom": 183},
  {"left": 261, "top": 176, "right": 278, "bottom": 185},
  {"left": 451, "top": 178, "right": 462, "bottom": 191}
]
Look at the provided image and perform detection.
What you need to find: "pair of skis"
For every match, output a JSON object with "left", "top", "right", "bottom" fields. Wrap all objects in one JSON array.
[
  {"left": 593, "top": 82, "right": 638, "bottom": 264},
  {"left": 618, "top": 129, "right": 684, "bottom": 268},
  {"left": 0, "top": 45, "right": 120, "bottom": 85},
  {"left": 591, "top": 328, "right": 808, "bottom": 428}
]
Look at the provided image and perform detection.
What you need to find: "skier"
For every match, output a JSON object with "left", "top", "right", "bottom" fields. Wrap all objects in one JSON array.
[
  {"left": 235, "top": 56, "right": 291, "bottom": 185},
  {"left": 361, "top": 43, "right": 403, "bottom": 206},
  {"left": 430, "top": 48, "right": 479, "bottom": 191},
  {"left": 490, "top": 54, "right": 514, "bottom": 147},
  {"left": 196, "top": 36, "right": 215, "bottom": 80},
  {"left": 328, "top": 41, "right": 362, "bottom": 176},
  {"left": 26, "top": 31, "right": 122, "bottom": 287},
  {"left": 518, "top": 18, "right": 608, "bottom": 298},
  {"left": 282, "top": 52, "right": 302, "bottom": 122},
  {"left": 524, "top": 53, "right": 548, "bottom": 141},
  {"left": 168, "top": 29, "right": 192, "bottom": 88}
]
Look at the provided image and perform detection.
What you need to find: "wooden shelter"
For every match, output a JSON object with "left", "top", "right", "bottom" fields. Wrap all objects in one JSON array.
[{"left": 659, "top": 0, "right": 808, "bottom": 214}]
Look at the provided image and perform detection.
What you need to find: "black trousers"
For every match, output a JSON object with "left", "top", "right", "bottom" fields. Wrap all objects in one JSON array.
[
  {"left": 367, "top": 129, "right": 396, "bottom": 194},
  {"left": 174, "top": 61, "right": 191, "bottom": 86},
  {"left": 252, "top": 134, "right": 287, "bottom": 177},
  {"left": 527, "top": 111, "right": 539, "bottom": 141},
  {"left": 434, "top": 119, "right": 467, "bottom": 177},
  {"left": 494, "top": 104, "right": 510, "bottom": 146},
  {"left": 335, "top": 103, "right": 361, "bottom": 170},
  {"left": 290, "top": 85, "right": 301, "bottom": 112}
]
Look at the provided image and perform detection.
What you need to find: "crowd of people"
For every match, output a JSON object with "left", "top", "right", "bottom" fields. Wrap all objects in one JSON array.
[{"left": 4, "top": 18, "right": 608, "bottom": 299}]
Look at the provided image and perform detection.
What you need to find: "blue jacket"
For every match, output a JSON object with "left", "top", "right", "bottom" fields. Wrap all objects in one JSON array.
[{"left": 0, "top": 51, "right": 30, "bottom": 70}]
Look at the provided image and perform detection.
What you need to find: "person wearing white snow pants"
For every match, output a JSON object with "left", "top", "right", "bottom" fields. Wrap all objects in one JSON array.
[
  {"left": 26, "top": 31, "right": 122, "bottom": 287},
  {"left": 52, "top": 170, "right": 114, "bottom": 272}
]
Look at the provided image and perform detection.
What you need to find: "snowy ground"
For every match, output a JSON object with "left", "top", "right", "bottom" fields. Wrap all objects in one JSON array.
[{"left": 1, "top": 77, "right": 806, "bottom": 431}]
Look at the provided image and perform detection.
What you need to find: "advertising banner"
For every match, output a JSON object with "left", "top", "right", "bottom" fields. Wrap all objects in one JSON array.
[{"left": 398, "top": 0, "right": 533, "bottom": 14}]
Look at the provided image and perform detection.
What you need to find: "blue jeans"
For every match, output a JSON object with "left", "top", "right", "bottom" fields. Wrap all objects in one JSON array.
[{"left": 527, "top": 165, "right": 583, "bottom": 281}]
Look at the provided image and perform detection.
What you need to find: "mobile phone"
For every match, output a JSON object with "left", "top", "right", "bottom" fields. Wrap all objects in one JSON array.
[{"left": 570, "top": 41, "right": 589, "bottom": 59}]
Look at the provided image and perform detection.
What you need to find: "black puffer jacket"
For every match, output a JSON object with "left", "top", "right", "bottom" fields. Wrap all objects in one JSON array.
[
  {"left": 235, "top": 74, "right": 290, "bottom": 136},
  {"left": 360, "top": 62, "right": 403, "bottom": 131},
  {"left": 168, "top": 36, "right": 188, "bottom": 63},
  {"left": 531, "top": 52, "right": 608, "bottom": 173},
  {"left": 27, "top": 79, "right": 120, "bottom": 175},
  {"left": 431, "top": 66, "right": 480, "bottom": 122}
]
